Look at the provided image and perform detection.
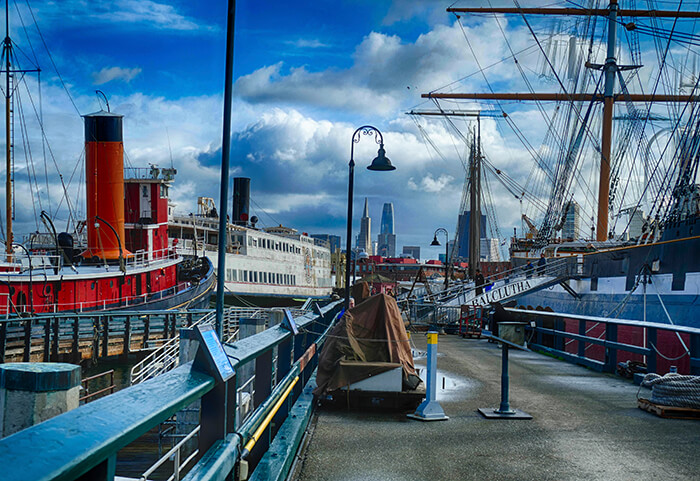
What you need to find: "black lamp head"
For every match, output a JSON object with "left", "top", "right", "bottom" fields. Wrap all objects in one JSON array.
[
  {"left": 430, "top": 235, "right": 441, "bottom": 246},
  {"left": 367, "top": 144, "right": 395, "bottom": 171}
]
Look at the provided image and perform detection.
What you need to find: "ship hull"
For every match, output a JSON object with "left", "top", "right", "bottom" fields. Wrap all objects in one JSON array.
[{"left": 513, "top": 229, "right": 700, "bottom": 328}]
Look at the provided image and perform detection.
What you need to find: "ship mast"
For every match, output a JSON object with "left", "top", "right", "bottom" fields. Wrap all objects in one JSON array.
[
  {"left": 468, "top": 115, "right": 481, "bottom": 277},
  {"left": 425, "top": 2, "right": 700, "bottom": 242},
  {"left": 3, "top": 0, "right": 11, "bottom": 259}
]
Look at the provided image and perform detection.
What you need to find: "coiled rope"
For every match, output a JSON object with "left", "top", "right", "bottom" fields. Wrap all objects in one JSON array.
[{"left": 640, "top": 373, "right": 700, "bottom": 409}]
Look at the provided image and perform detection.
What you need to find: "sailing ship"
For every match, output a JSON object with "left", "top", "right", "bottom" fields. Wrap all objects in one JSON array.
[
  {"left": 168, "top": 177, "right": 333, "bottom": 307},
  {"left": 0, "top": 5, "right": 214, "bottom": 315},
  {"left": 417, "top": 1, "right": 700, "bottom": 327}
]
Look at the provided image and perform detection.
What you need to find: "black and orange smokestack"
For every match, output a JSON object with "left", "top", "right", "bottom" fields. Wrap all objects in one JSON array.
[{"left": 82, "top": 111, "right": 131, "bottom": 260}]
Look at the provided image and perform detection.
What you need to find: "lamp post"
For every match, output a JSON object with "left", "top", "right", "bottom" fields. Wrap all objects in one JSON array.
[
  {"left": 344, "top": 126, "right": 395, "bottom": 312},
  {"left": 431, "top": 228, "right": 450, "bottom": 290}
]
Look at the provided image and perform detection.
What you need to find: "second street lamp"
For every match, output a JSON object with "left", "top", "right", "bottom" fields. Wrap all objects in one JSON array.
[
  {"left": 431, "top": 227, "right": 450, "bottom": 290},
  {"left": 344, "top": 126, "right": 395, "bottom": 312}
]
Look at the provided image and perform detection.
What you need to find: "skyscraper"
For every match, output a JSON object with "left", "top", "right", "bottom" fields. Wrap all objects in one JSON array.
[
  {"left": 358, "top": 198, "right": 372, "bottom": 255},
  {"left": 380, "top": 203, "right": 394, "bottom": 234},
  {"left": 456, "top": 211, "right": 487, "bottom": 259},
  {"left": 562, "top": 201, "right": 581, "bottom": 240},
  {"left": 377, "top": 202, "right": 396, "bottom": 257}
]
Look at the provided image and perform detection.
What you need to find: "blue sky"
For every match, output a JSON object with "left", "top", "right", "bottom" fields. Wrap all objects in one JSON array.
[{"left": 3, "top": 0, "right": 699, "bottom": 259}]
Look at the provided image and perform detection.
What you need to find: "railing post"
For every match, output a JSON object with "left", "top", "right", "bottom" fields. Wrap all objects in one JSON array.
[
  {"left": 604, "top": 322, "right": 617, "bottom": 373},
  {"left": 23, "top": 318, "right": 32, "bottom": 362},
  {"left": 171, "top": 314, "right": 177, "bottom": 339},
  {"left": 578, "top": 318, "right": 586, "bottom": 359},
  {"left": 72, "top": 317, "right": 80, "bottom": 363},
  {"left": 143, "top": 315, "right": 151, "bottom": 349},
  {"left": 102, "top": 317, "right": 109, "bottom": 358},
  {"left": 251, "top": 348, "right": 273, "bottom": 464},
  {"left": 199, "top": 376, "right": 236, "bottom": 462},
  {"left": 164, "top": 314, "right": 170, "bottom": 340},
  {"left": 0, "top": 321, "right": 6, "bottom": 363},
  {"left": 123, "top": 316, "right": 131, "bottom": 358},
  {"left": 79, "top": 454, "right": 116, "bottom": 481},
  {"left": 92, "top": 317, "right": 99, "bottom": 361},
  {"left": 554, "top": 315, "right": 565, "bottom": 352},
  {"left": 43, "top": 318, "right": 51, "bottom": 362},
  {"left": 690, "top": 331, "right": 699, "bottom": 376},
  {"left": 646, "top": 327, "right": 657, "bottom": 374},
  {"left": 52, "top": 318, "right": 60, "bottom": 361}
]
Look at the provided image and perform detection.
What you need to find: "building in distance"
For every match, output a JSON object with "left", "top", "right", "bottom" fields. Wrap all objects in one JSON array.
[
  {"left": 358, "top": 198, "right": 372, "bottom": 255},
  {"left": 561, "top": 200, "right": 581, "bottom": 240},
  {"left": 402, "top": 245, "right": 420, "bottom": 261},
  {"left": 310, "top": 234, "right": 341, "bottom": 253}
]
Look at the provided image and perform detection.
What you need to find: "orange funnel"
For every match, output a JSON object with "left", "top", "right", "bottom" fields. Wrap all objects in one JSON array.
[{"left": 82, "top": 111, "right": 131, "bottom": 260}]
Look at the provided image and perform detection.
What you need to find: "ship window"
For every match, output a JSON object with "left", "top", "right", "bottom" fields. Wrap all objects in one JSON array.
[
  {"left": 262, "top": 272, "right": 267, "bottom": 283},
  {"left": 253, "top": 272, "right": 258, "bottom": 283},
  {"left": 244, "top": 271, "right": 248, "bottom": 282}
]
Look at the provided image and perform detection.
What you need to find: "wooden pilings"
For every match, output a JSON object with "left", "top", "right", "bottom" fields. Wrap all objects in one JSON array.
[{"left": 0, "top": 310, "right": 211, "bottom": 363}]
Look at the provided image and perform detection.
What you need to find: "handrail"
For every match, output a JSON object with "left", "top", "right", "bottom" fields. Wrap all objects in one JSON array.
[
  {"left": 0, "top": 300, "right": 343, "bottom": 481},
  {"left": 0, "top": 362, "right": 216, "bottom": 481},
  {"left": 140, "top": 425, "right": 201, "bottom": 481},
  {"left": 501, "top": 307, "right": 700, "bottom": 376},
  {"left": 400, "top": 256, "right": 574, "bottom": 307},
  {"left": 130, "top": 307, "right": 309, "bottom": 385}
]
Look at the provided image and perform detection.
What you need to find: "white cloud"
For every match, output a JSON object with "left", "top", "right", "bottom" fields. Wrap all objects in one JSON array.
[
  {"left": 284, "top": 39, "right": 329, "bottom": 49},
  {"left": 27, "top": 0, "right": 215, "bottom": 32},
  {"left": 92, "top": 66, "right": 142, "bottom": 85},
  {"left": 407, "top": 173, "right": 455, "bottom": 193}
]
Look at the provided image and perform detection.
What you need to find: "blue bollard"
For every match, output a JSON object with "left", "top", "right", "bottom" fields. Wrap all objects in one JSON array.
[{"left": 408, "top": 331, "right": 448, "bottom": 421}]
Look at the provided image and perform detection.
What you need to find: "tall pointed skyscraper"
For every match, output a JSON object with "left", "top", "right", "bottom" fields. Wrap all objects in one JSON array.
[
  {"left": 358, "top": 198, "right": 372, "bottom": 255},
  {"left": 380, "top": 203, "right": 394, "bottom": 235},
  {"left": 377, "top": 202, "right": 396, "bottom": 257}
]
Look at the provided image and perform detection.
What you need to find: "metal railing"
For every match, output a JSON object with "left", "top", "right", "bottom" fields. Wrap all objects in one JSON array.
[
  {"left": 501, "top": 307, "right": 700, "bottom": 376},
  {"left": 80, "top": 370, "right": 116, "bottom": 404},
  {"left": 0, "top": 300, "right": 343, "bottom": 481},
  {"left": 140, "top": 425, "right": 201, "bottom": 481},
  {"left": 130, "top": 307, "right": 309, "bottom": 385},
  {"left": 0, "top": 246, "right": 181, "bottom": 278},
  {"left": 398, "top": 257, "right": 576, "bottom": 319}
]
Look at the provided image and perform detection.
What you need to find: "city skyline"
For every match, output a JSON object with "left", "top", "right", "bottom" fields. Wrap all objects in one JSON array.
[{"left": 0, "top": 1, "right": 623, "bottom": 258}]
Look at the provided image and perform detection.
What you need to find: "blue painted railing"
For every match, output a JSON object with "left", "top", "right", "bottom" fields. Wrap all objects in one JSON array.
[
  {"left": 500, "top": 307, "right": 700, "bottom": 376},
  {"left": 0, "top": 300, "right": 343, "bottom": 481}
]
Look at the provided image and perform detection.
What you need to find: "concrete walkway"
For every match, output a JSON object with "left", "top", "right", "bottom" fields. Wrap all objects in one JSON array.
[{"left": 295, "top": 335, "right": 699, "bottom": 481}]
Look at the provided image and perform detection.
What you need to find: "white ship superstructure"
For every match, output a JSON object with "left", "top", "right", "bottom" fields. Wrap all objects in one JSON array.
[{"left": 168, "top": 198, "right": 332, "bottom": 304}]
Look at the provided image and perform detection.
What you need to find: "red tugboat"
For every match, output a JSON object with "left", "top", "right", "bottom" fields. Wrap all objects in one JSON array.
[{"left": 0, "top": 110, "right": 215, "bottom": 315}]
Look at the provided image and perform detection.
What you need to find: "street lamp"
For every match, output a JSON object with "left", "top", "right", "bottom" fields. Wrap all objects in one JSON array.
[
  {"left": 344, "top": 126, "right": 395, "bottom": 312},
  {"left": 431, "top": 227, "right": 450, "bottom": 290}
]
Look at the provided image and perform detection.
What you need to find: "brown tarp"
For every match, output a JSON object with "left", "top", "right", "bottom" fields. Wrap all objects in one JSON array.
[
  {"left": 314, "top": 293, "right": 421, "bottom": 396},
  {"left": 351, "top": 281, "right": 371, "bottom": 304}
]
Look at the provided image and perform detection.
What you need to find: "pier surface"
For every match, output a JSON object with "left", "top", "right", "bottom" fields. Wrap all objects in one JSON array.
[{"left": 296, "top": 335, "right": 699, "bottom": 481}]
